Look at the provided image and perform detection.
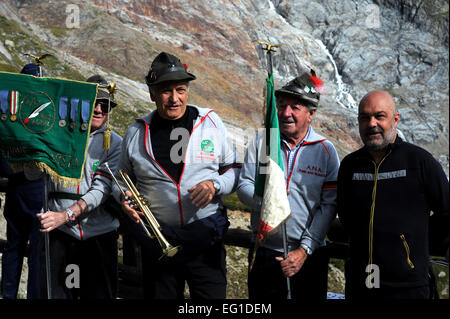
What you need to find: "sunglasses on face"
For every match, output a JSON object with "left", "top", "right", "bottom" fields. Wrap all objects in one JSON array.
[{"left": 96, "top": 100, "right": 110, "bottom": 114}]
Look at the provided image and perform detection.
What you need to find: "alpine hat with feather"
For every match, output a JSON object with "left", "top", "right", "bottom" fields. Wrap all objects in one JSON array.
[
  {"left": 145, "top": 52, "right": 196, "bottom": 87},
  {"left": 275, "top": 70, "right": 324, "bottom": 108}
]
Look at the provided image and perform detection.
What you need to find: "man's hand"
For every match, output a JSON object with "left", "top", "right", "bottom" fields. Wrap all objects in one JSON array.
[
  {"left": 37, "top": 199, "right": 87, "bottom": 232},
  {"left": 275, "top": 247, "right": 308, "bottom": 278},
  {"left": 188, "top": 180, "right": 216, "bottom": 208},
  {"left": 37, "top": 211, "right": 67, "bottom": 232},
  {"left": 121, "top": 190, "right": 142, "bottom": 223}
]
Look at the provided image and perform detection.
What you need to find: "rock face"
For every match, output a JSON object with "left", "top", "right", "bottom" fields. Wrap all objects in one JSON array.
[{"left": 0, "top": 0, "right": 448, "bottom": 171}]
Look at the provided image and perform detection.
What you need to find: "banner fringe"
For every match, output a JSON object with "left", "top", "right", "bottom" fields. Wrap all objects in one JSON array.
[{"left": 8, "top": 161, "right": 81, "bottom": 187}]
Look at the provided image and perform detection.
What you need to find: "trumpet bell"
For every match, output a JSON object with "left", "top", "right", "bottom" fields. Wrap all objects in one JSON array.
[{"left": 161, "top": 245, "right": 180, "bottom": 260}]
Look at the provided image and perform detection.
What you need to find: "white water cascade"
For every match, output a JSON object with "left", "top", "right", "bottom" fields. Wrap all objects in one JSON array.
[
  {"left": 314, "top": 40, "right": 408, "bottom": 140},
  {"left": 315, "top": 39, "right": 358, "bottom": 110}
]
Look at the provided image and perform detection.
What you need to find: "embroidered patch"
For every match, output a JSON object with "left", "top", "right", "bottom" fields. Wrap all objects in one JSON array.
[
  {"left": 92, "top": 160, "right": 100, "bottom": 173},
  {"left": 201, "top": 139, "right": 214, "bottom": 154},
  {"left": 299, "top": 164, "right": 326, "bottom": 177}
]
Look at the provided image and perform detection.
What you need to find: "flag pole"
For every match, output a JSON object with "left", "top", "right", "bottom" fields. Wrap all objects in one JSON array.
[
  {"left": 282, "top": 222, "right": 291, "bottom": 299},
  {"left": 36, "top": 60, "right": 51, "bottom": 299},
  {"left": 42, "top": 174, "right": 52, "bottom": 299},
  {"left": 257, "top": 40, "right": 291, "bottom": 300}
]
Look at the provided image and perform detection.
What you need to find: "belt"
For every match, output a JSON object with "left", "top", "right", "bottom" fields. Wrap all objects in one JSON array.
[{"left": 48, "top": 192, "right": 83, "bottom": 200}]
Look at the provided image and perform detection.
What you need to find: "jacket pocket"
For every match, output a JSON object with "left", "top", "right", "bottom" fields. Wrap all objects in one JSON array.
[{"left": 400, "top": 234, "right": 415, "bottom": 269}]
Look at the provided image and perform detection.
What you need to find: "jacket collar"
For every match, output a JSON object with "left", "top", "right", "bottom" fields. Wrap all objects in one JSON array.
[
  {"left": 357, "top": 135, "right": 404, "bottom": 160},
  {"left": 138, "top": 104, "right": 206, "bottom": 125},
  {"left": 90, "top": 124, "right": 106, "bottom": 136},
  {"left": 303, "top": 125, "right": 326, "bottom": 144},
  {"left": 281, "top": 125, "right": 327, "bottom": 150}
]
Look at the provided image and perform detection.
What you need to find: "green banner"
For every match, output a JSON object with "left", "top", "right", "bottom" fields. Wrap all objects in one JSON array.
[{"left": 0, "top": 71, "right": 98, "bottom": 186}]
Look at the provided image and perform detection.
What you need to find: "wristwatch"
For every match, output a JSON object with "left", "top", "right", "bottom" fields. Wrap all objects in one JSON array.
[
  {"left": 212, "top": 179, "right": 221, "bottom": 194},
  {"left": 300, "top": 243, "right": 313, "bottom": 256},
  {"left": 66, "top": 208, "right": 77, "bottom": 224}
]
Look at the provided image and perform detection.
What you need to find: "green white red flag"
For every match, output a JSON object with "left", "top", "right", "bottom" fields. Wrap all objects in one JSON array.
[{"left": 250, "top": 73, "right": 291, "bottom": 269}]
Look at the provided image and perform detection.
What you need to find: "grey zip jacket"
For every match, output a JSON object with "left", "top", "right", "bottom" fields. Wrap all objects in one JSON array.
[
  {"left": 48, "top": 126, "right": 122, "bottom": 240},
  {"left": 237, "top": 126, "right": 339, "bottom": 253},
  {"left": 113, "top": 105, "right": 240, "bottom": 227}
]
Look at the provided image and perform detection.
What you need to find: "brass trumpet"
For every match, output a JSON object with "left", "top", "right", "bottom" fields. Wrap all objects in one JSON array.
[{"left": 104, "top": 163, "right": 179, "bottom": 259}]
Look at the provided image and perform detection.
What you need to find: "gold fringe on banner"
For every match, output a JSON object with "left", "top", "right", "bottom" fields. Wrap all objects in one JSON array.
[{"left": 8, "top": 161, "right": 82, "bottom": 187}]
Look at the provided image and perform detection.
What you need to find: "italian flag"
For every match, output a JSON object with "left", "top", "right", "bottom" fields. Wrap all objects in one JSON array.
[{"left": 250, "top": 74, "right": 291, "bottom": 269}]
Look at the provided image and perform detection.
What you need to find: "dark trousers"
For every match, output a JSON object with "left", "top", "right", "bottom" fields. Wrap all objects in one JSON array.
[
  {"left": 141, "top": 241, "right": 227, "bottom": 299},
  {"left": 346, "top": 284, "right": 430, "bottom": 300},
  {"left": 40, "top": 229, "right": 118, "bottom": 299},
  {"left": 1, "top": 178, "right": 42, "bottom": 299},
  {"left": 248, "top": 246, "right": 329, "bottom": 300},
  {"left": 344, "top": 260, "right": 432, "bottom": 300},
  {"left": 1, "top": 209, "right": 41, "bottom": 299}
]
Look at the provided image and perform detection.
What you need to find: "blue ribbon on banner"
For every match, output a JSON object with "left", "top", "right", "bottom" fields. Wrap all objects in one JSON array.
[
  {"left": 81, "top": 100, "right": 90, "bottom": 123},
  {"left": 59, "top": 96, "right": 68, "bottom": 120},
  {"left": 0, "top": 90, "right": 8, "bottom": 113},
  {"left": 70, "top": 98, "right": 79, "bottom": 122}
]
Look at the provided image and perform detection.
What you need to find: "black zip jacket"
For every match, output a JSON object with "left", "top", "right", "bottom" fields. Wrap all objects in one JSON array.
[{"left": 338, "top": 137, "right": 448, "bottom": 288}]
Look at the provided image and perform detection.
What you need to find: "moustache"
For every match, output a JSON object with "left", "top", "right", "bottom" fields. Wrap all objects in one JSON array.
[
  {"left": 280, "top": 117, "right": 295, "bottom": 123},
  {"left": 366, "top": 128, "right": 383, "bottom": 136}
]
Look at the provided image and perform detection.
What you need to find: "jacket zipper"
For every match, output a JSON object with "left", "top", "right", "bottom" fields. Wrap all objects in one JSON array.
[
  {"left": 142, "top": 111, "right": 214, "bottom": 227},
  {"left": 368, "top": 151, "right": 391, "bottom": 269},
  {"left": 400, "top": 234, "right": 415, "bottom": 269}
]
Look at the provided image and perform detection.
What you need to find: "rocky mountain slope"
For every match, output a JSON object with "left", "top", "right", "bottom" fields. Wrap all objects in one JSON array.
[{"left": 0, "top": 0, "right": 448, "bottom": 172}]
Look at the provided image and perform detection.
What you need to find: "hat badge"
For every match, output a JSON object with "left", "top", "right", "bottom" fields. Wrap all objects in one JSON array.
[{"left": 149, "top": 70, "right": 156, "bottom": 81}]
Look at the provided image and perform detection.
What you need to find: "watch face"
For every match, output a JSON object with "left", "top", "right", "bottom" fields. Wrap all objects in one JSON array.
[
  {"left": 301, "top": 245, "right": 312, "bottom": 255},
  {"left": 67, "top": 209, "right": 76, "bottom": 221}
]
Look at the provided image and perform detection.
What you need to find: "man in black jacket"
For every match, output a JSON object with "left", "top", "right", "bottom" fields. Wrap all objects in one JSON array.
[{"left": 337, "top": 90, "right": 448, "bottom": 299}]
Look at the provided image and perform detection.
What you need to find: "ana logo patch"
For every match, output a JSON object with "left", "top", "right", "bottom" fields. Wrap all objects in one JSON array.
[
  {"left": 201, "top": 139, "right": 214, "bottom": 154},
  {"left": 299, "top": 164, "right": 326, "bottom": 177}
]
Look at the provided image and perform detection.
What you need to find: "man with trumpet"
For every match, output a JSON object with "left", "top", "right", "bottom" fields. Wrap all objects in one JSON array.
[
  {"left": 37, "top": 75, "right": 122, "bottom": 299},
  {"left": 113, "top": 52, "right": 241, "bottom": 299}
]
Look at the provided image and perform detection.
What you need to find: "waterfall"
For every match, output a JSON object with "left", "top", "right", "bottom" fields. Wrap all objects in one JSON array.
[
  {"left": 314, "top": 39, "right": 358, "bottom": 110},
  {"left": 314, "top": 40, "right": 409, "bottom": 141}
]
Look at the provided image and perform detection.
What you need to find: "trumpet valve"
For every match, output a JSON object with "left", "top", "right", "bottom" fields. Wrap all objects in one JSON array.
[{"left": 138, "top": 196, "right": 148, "bottom": 205}]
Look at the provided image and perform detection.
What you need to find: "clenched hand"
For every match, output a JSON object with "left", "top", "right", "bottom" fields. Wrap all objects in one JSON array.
[
  {"left": 275, "top": 247, "right": 308, "bottom": 277},
  {"left": 188, "top": 180, "right": 216, "bottom": 208}
]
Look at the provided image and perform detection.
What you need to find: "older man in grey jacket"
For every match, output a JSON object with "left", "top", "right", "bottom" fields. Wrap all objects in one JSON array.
[
  {"left": 37, "top": 75, "right": 122, "bottom": 299},
  {"left": 113, "top": 52, "right": 240, "bottom": 299},
  {"left": 237, "top": 71, "right": 339, "bottom": 300}
]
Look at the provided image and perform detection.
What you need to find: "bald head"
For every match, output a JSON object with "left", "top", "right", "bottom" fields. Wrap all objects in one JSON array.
[
  {"left": 357, "top": 90, "right": 400, "bottom": 160},
  {"left": 359, "top": 90, "right": 397, "bottom": 115}
]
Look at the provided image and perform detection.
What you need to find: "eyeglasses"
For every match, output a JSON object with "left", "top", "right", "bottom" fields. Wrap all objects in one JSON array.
[{"left": 96, "top": 100, "right": 110, "bottom": 114}]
